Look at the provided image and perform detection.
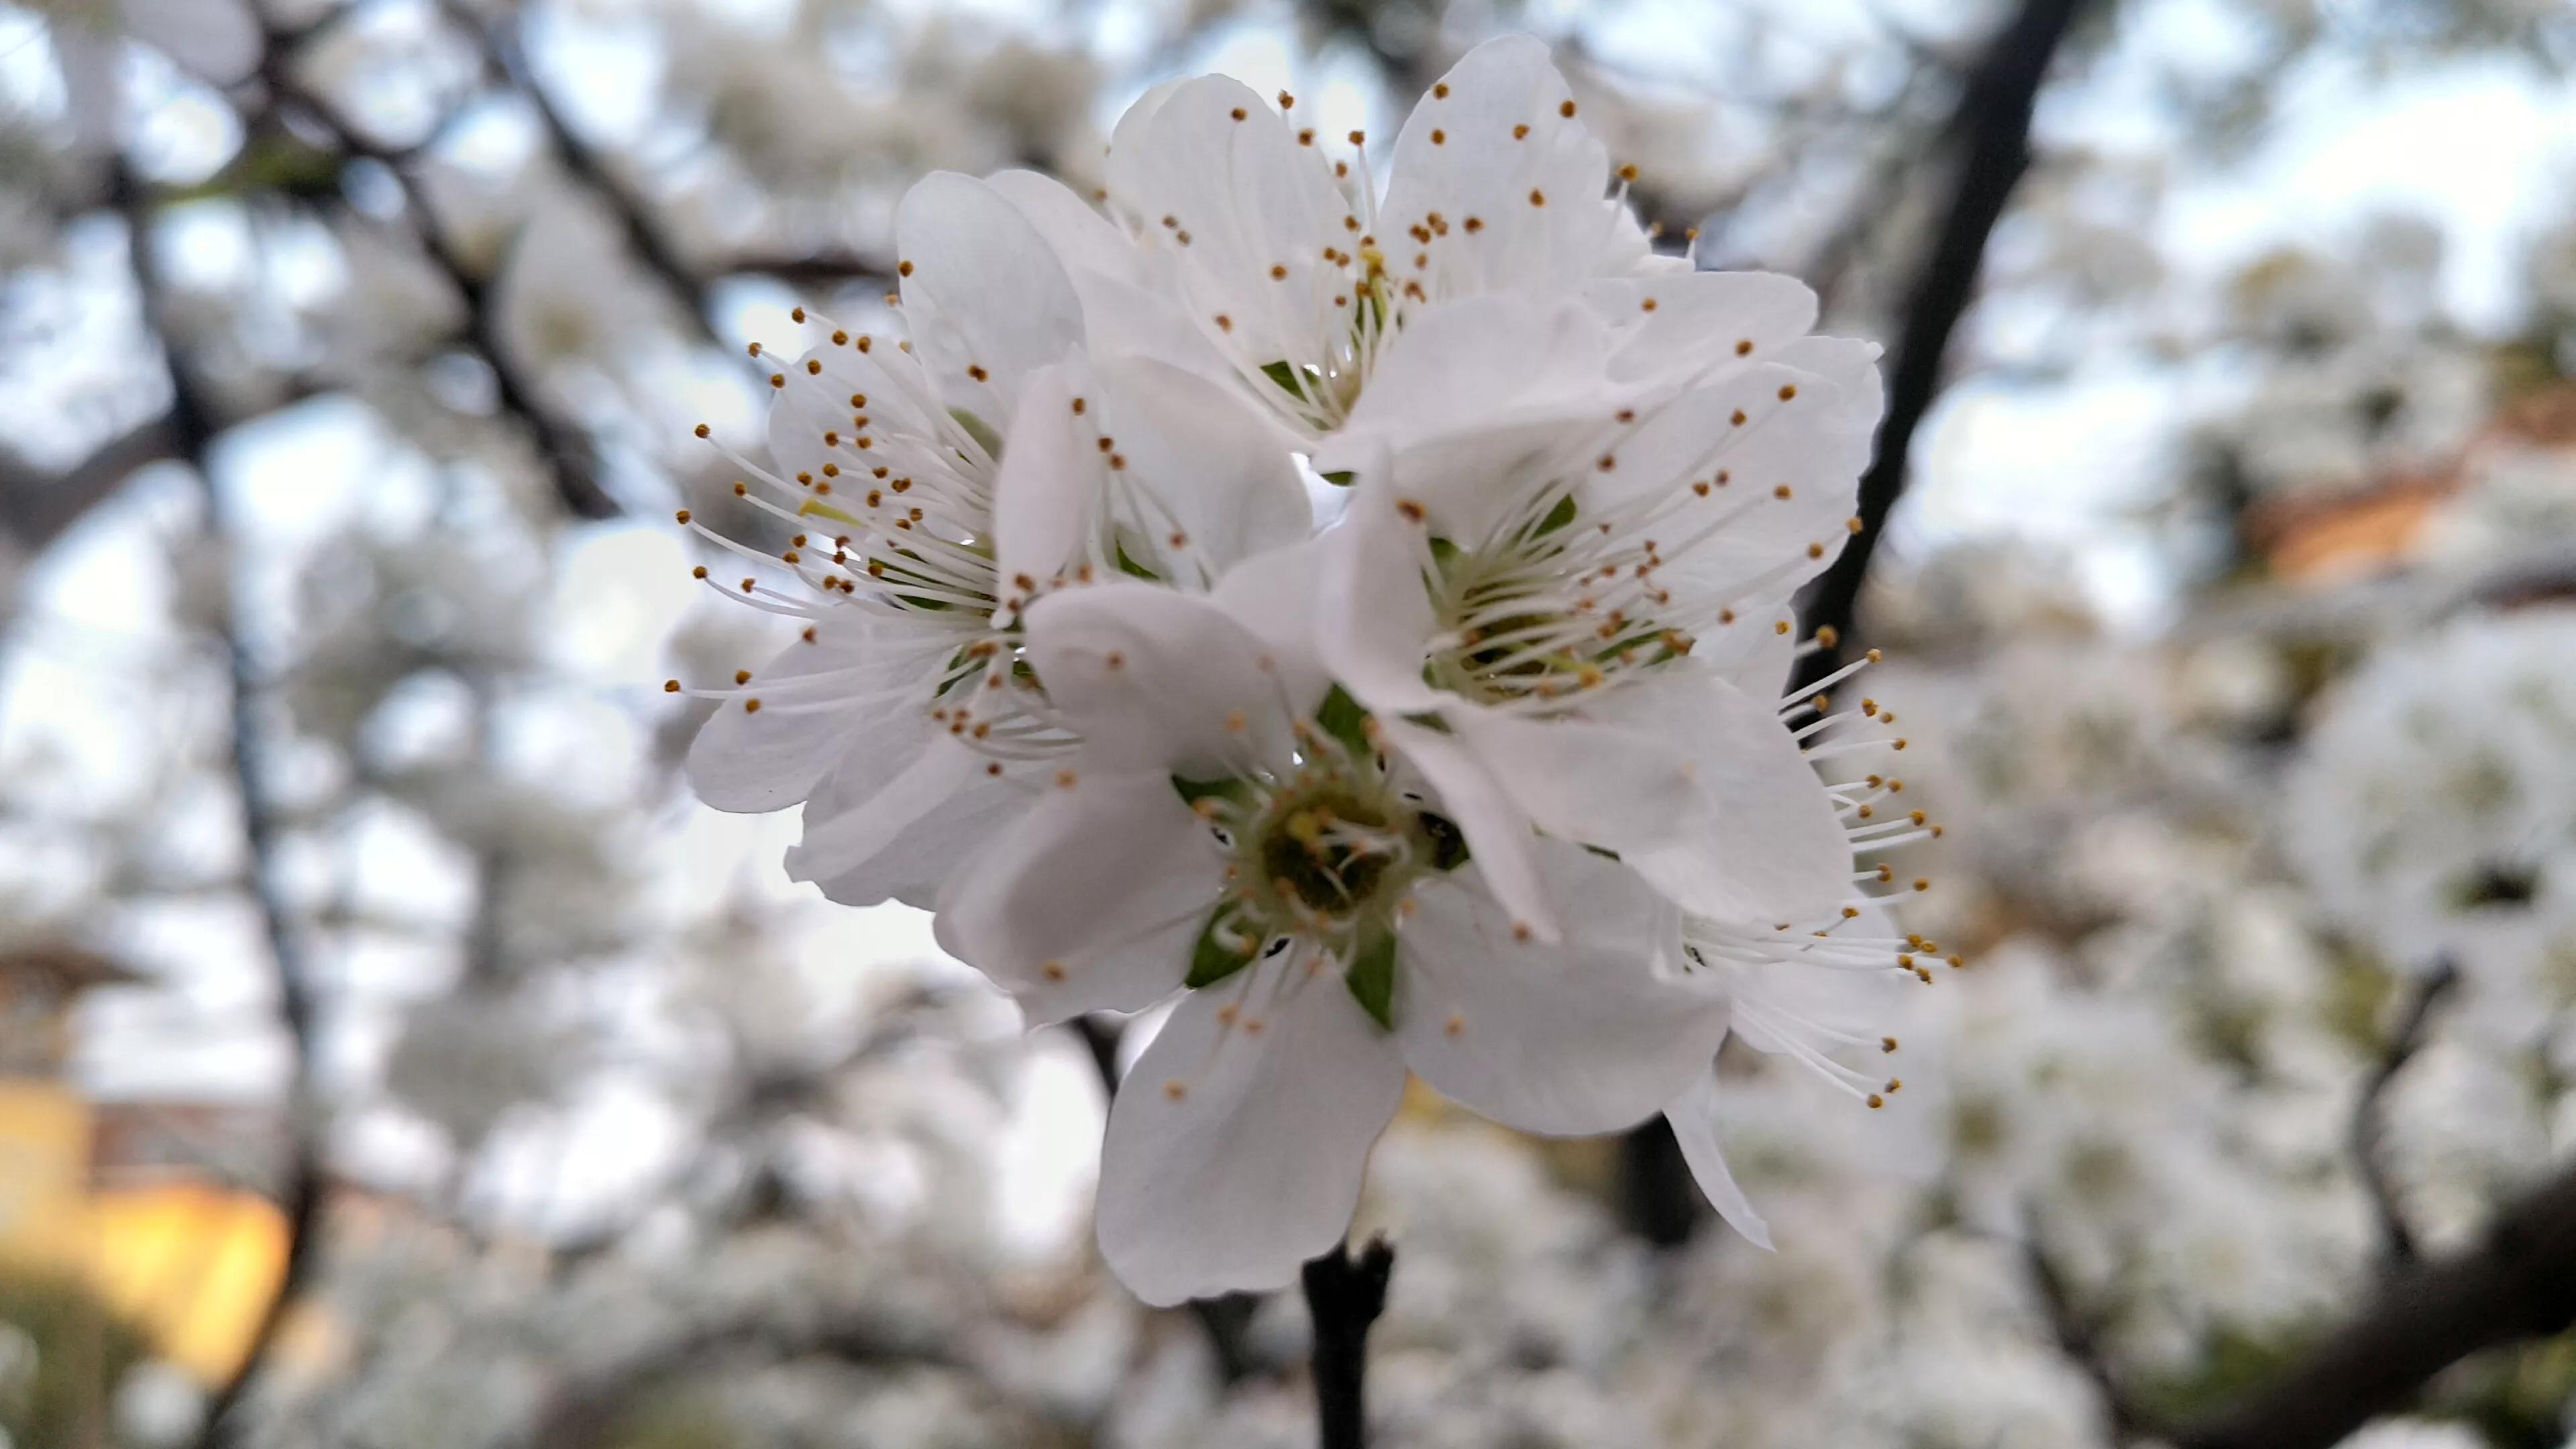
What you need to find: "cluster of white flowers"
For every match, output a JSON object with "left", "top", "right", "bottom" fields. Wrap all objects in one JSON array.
[
  {"left": 677, "top": 37, "right": 1931, "bottom": 1305},
  {"left": 2284, "top": 608, "right": 2576, "bottom": 1051}
]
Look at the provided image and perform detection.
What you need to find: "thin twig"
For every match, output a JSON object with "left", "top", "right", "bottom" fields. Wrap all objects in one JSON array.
[
  {"left": 1302, "top": 1237, "right": 1395, "bottom": 1449},
  {"left": 437, "top": 0, "right": 726, "bottom": 349},
  {"left": 2174, "top": 1155, "right": 2576, "bottom": 1449},
  {"left": 117, "top": 164, "right": 323, "bottom": 1449},
  {"left": 256, "top": 40, "right": 619, "bottom": 519},
  {"left": 2352, "top": 960, "right": 2459, "bottom": 1267},
  {"left": 1789, "top": 0, "right": 2093, "bottom": 694}
]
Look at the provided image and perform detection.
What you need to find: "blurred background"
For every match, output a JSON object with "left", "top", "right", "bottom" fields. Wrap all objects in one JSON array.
[{"left": 2, "top": 0, "right": 2575, "bottom": 1446}]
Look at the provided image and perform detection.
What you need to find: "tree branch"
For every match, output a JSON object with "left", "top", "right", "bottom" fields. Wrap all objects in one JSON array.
[
  {"left": 438, "top": 0, "right": 727, "bottom": 350},
  {"left": 2353, "top": 960, "right": 2459, "bottom": 1269},
  {"left": 1789, "top": 0, "right": 2092, "bottom": 693},
  {"left": 0, "top": 417, "right": 184, "bottom": 555},
  {"left": 2024, "top": 1230, "right": 2151, "bottom": 1445},
  {"left": 2174, "top": 1155, "right": 2576, "bottom": 1449},
  {"left": 1303, "top": 1236, "right": 1394, "bottom": 1449},
  {"left": 114, "top": 165, "right": 325, "bottom": 1449},
  {"left": 256, "top": 44, "right": 620, "bottom": 519}
]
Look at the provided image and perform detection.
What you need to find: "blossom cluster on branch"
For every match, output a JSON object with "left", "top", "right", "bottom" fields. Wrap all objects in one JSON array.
[{"left": 676, "top": 36, "right": 1934, "bottom": 1307}]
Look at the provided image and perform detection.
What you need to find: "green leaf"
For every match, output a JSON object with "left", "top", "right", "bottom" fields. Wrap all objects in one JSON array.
[
  {"left": 1187, "top": 908, "right": 1260, "bottom": 989},
  {"left": 1343, "top": 926, "right": 1398, "bottom": 1030},
  {"left": 948, "top": 407, "right": 1006, "bottom": 459},
  {"left": 1320, "top": 470, "right": 1356, "bottom": 487},
  {"left": 1315, "top": 684, "right": 1373, "bottom": 761},
  {"left": 1171, "top": 774, "right": 1252, "bottom": 811},
  {"left": 1114, "top": 536, "right": 1163, "bottom": 581},
  {"left": 1532, "top": 493, "right": 1578, "bottom": 537}
]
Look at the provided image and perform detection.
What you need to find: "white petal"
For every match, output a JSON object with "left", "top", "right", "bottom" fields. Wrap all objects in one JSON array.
[
  {"left": 1095, "top": 959, "right": 1407, "bottom": 1305},
  {"left": 1664, "top": 1070, "right": 1773, "bottom": 1250},
  {"left": 984, "top": 170, "right": 1238, "bottom": 383},
  {"left": 786, "top": 731, "right": 985, "bottom": 887},
  {"left": 1612, "top": 668, "right": 1853, "bottom": 924},
  {"left": 766, "top": 340, "right": 948, "bottom": 489},
  {"left": 1375, "top": 714, "right": 1559, "bottom": 944},
  {"left": 1597, "top": 353, "right": 1885, "bottom": 600},
  {"left": 895, "top": 171, "right": 1085, "bottom": 421},
  {"left": 1102, "top": 75, "right": 1350, "bottom": 370},
  {"left": 984, "top": 168, "right": 1151, "bottom": 291},
  {"left": 684, "top": 616, "right": 932, "bottom": 813},
  {"left": 934, "top": 769, "right": 1224, "bottom": 1022},
  {"left": 1379, "top": 36, "right": 1644, "bottom": 297},
  {"left": 1446, "top": 704, "right": 1704, "bottom": 857},
  {"left": 1394, "top": 838, "right": 1723, "bottom": 1134},
  {"left": 1587, "top": 271, "right": 1820, "bottom": 387},
  {"left": 1316, "top": 296, "right": 1617, "bottom": 533},
  {"left": 1315, "top": 474, "right": 1445, "bottom": 715},
  {"left": 1210, "top": 534, "right": 1333, "bottom": 710},
  {"left": 1024, "top": 583, "right": 1297, "bottom": 778},
  {"left": 1085, "top": 354, "right": 1312, "bottom": 582},
  {"left": 805, "top": 766, "right": 1036, "bottom": 912},
  {"left": 989, "top": 362, "right": 1094, "bottom": 615}
]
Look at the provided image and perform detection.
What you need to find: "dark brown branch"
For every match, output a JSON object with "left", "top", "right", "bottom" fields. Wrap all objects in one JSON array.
[
  {"left": 2174, "top": 1156, "right": 2576, "bottom": 1449},
  {"left": 525, "top": 1301, "right": 956, "bottom": 1449},
  {"left": 116, "top": 165, "right": 324, "bottom": 1449},
  {"left": 1789, "top": 0, "right": 2092, "bottom": 694},
  {"left": 257, "top": 45, "right": 619, "bottom": 519},
  {"left": 2353, "top": 961, "right": 2459, "bottom": 1268},
  {"left": 1303, "top": 1237, "right": 1394, "bottom": 1449},
  {"left": 438, "top": 0, "right": 727, "bottom": 351},
  {"left": 0, "top": 417, "right": 185, "bottom": 554},
  {"left": 2025, "top": 1230, "right": 2151, "bottom": 1444}
]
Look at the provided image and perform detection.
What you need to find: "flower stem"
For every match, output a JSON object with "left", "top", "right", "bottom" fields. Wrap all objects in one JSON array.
[{"left": 1303, "top": 1238, "right": 1395, "bottom": 1449}]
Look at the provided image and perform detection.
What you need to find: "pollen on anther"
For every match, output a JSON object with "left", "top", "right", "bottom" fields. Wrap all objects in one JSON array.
[
  {"left": 1214, "top": 313, "right": 1233, "bottom": 331},
  {"left": 805, "top": 359, "right": 821, "bottom": 375},
  {"left": 1559, "top": 99, "right": 1577, "bottom": 117},
  {"left": 1774, "top": 619, "right": 1792, "bottom": 635},
  {"left": 691, "top": 566, "right": 709, "bottom": 580},
  {"left": 1774, "top": 484, "right": 1794, "bottom": 500},
  {"left": 1866, "top": 1093, "right": 1884, "bottom": 1109},
  {"left": 1640, "top": 297, "right": 1658, "bottom": 313},
  {"left": 1395, "top": 498, "right": 1427, "bottom": 523},
  {"left": 1731, "top": 409, "right": 1748, "bottom": 425},
  {"left": 1511, "top": 922, "right": 1534, "bottom": 944},
  {"left": 1347, "top": 129, "right": 1364, "bottom": 144},
  {"left": 769, "top": 374, "right": 785, "bottom": 389},
  {"left": 1271, "top": 264, "right": 1288, "bottom": 280},
  {"left": 692, "top": 423, "right": 710, "bottom": 439},
  {"left": 1430, "top": 128, "right": 1446, "bottom": 144},
  {"left": 1807, "top": 542, "right": 1825, "bottom": 559},
  {"left": 1230, "top": 106, "right": 1247, "bottom": 120},
  {"left": 743, "top": 698, "right": 761, "bottom": 713},
  {"left": 1163, "top": 1080, "right": 1187, "bottom": 1102},
  {"left": 967, "top": 364, "right": 989, "bottom": 382},
  {"left": 662, "top": 679, "right": 680, "bottom": 693},
  {"left": 1463, "top": 216, "right": 1484, "bottom": 233},
  {"left": 733, "top": 669, "right": 753, "bottom": 686},
  {"left": 1528, "top": 188, "right": 1546, "bottom": 207},
  {"left": 1433, "top": 82, "right": 1450, "bottom": 99},
  {"left": 1778, "top": 384, "right": 1797, "bottom": 401}
]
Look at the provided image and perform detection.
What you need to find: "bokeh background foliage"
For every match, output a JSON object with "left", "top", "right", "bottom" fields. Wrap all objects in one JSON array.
[{"left": 3, "top": 0, "right": 2576, "bottom": 1446}]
